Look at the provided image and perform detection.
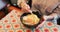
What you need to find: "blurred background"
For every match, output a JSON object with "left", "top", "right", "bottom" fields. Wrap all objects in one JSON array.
[{"left": 0, "top": 0, "right": 59, "bottom": 19}]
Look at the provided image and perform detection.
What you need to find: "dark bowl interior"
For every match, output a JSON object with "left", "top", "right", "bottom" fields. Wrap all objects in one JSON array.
[{"left": 20, "top": 11, "right": 43, "bottom": 28}]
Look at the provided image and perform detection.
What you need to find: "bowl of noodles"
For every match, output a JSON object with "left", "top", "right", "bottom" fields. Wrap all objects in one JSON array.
[{"left": 20, "top": 11, "right": 44, "bottom": 28}]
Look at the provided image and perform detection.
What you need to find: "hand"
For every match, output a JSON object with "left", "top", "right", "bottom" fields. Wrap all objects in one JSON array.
[
  {"left": 36, "top": 13, "right": 57, "bottom": 29},
  {"left": 21, "top": 2, "right": 32, "bottom": 13},
  {"left": 36, "top": 21, "right": 46, "bottom": 29}
]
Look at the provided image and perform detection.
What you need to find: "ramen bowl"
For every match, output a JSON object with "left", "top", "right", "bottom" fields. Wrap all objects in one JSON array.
[{"left": 20, "top": 11, "right": 44, "bottom": 28}]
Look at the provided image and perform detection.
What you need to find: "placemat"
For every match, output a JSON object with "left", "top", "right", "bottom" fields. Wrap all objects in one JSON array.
[{"left": 0, "top": 10, "right": 60, "bottom": 32}]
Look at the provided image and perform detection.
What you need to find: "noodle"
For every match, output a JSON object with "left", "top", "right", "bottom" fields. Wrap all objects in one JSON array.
[{"left": 23, "top": 14, "right": 40, "bottom": 25}]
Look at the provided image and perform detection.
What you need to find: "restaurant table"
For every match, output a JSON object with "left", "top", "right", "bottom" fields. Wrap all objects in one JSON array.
[{"left": 0, "top": 9, "right": 60, "bottom": 32}]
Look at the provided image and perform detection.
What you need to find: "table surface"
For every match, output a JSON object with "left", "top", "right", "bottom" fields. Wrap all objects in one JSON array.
[{"left": 0, "top": 10, "right": 60, "bottom": 32}]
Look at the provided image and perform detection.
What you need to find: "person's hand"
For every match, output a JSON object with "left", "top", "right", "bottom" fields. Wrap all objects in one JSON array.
[
  {"left": 36, "top": 13, "right": 57, "bottom": 29},
  {"left": 21, "top": 2, "right": 32, "bottom": 13},
  {"left": 36, "top": 21, "right": 46, "bottom": 29}
]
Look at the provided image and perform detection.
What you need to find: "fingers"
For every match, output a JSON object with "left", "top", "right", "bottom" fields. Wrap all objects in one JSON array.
[
  {"left": 21, "top": 3, "right": 32, "bottom": 13},
  {"left": 36, "top": 21, "right": 46, "bottom": 29},
  {"left": 20, "top": 2, "right": 32, "bottom": 13}
]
